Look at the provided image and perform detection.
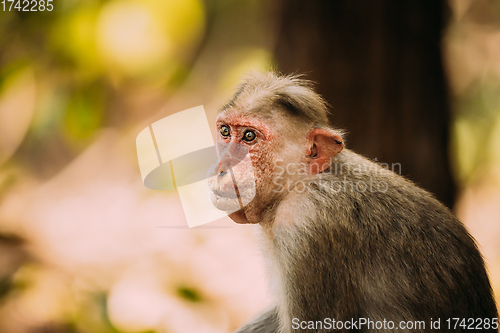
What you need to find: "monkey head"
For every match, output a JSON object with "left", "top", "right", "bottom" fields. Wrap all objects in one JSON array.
[{"left": 208, "top": 72, "right": 344, "bottom": 224}]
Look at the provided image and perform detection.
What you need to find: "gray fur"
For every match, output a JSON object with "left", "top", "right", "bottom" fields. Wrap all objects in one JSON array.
[
  {"left": 258, "top": 150, "right": 498, "bottom": 332},
  {"left": 234, "top": 307, "right": 280, "bottom": 333},
  {"left": 223, "top": 72, "right": 498, "bottom": 333},
  {"left": 222, "top": 71, "right": 333, "bottom": 131}
]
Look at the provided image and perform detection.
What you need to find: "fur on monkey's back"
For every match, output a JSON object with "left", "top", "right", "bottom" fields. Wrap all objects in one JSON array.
[{"left": 263, "top": 149, "right": 498, "bottom": 332}]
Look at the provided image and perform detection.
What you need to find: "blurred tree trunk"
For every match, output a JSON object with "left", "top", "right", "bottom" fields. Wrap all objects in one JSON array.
[{"left": 274, "top": 0, "right": 455, "bottom": 207}]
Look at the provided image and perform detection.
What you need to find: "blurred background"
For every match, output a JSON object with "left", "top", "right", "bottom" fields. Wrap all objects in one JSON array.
[{"left": 0, "top": 0, "right": 499, "bottom": 332}]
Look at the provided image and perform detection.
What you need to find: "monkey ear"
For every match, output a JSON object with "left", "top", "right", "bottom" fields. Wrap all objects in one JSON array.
[{"left": 305, "top": 128, "right": 344, "bottom": 174}]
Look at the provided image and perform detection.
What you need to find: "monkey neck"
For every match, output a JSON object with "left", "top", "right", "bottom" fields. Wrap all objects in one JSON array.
[
  {"left": 227, "top": 210, "right": 249, "bottom": 223},
  {"left": 229, "top": 193, "right": 283, "bottom": 224},
  {"left": 229, "top": 205, "right": 277, "bottom": 224},
  {"left": 257, "top": 216, "right": 301, "bottom": 332},
  {"left": 256, "top": 171, "right": 357, "bottom": 330}
]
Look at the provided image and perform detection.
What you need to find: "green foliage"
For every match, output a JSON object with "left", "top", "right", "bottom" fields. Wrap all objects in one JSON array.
[
  {"left": 452, "top": 78, "right": 500, "bottom": 184},
  {"left": 63, "top": 84, "right": 105, "bottom": 145}
]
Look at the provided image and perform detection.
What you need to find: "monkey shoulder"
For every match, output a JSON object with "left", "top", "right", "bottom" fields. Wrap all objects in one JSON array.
[
  {"left": 270, "top": 150, "right": 497, "bottom": 322},
  {"left": 295, "top": 149, "right": 483, "bottom": 274}
]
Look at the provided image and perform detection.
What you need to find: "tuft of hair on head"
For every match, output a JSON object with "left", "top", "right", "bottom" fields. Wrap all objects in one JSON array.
[{"left": 221, "top": 71, "right": 333, "bottom": 128}]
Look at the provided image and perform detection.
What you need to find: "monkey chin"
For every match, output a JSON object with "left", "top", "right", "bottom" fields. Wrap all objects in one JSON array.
[
  {"left": 209, "top": 192, "right": 254, "bottom": 224},
  {"left": 227, "top": 210, "right": 251, "bottom": 224}
]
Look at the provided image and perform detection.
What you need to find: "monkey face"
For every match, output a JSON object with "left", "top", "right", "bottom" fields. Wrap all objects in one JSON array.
[
  {"left": 207, "top": 142, "right": 256, "bottom": 213},
  {"left": 207, "top": 111, "right": 284, "bottom": 223}
]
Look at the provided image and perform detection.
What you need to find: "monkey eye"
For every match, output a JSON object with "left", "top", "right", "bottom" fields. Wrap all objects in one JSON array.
[
  {"left": 243, "top": 130, "right": 256, "bottom": 142},
  {"left": 220, "top": 125, "right": 230, "bottom": 137}
]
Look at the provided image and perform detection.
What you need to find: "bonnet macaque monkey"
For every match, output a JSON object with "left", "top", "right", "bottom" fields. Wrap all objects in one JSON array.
[{"left": 209, "top": 72, "right": 498, "bottom": 332}]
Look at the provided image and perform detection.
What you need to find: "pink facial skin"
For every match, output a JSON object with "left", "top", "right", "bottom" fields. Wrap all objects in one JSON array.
[
  {"left": 213, "top": 111, "right": 343, "bottom": 224},
  {"left": 215, "top": 111, "right": 278, "bottom": 224},
  {"left": 216, "top": 112, "right": 275, "bottom": 144},
  {"left": 216, "top": 111, "right": 277, "bottom": 178}
]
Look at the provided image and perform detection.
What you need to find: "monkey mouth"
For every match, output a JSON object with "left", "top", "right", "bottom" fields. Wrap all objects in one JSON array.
[
  {"left": 210, "top": 190, "right": 243, "bottom": 213},
  {"left": 211, "top": 189, "right": 240, "bottom": 199}
]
